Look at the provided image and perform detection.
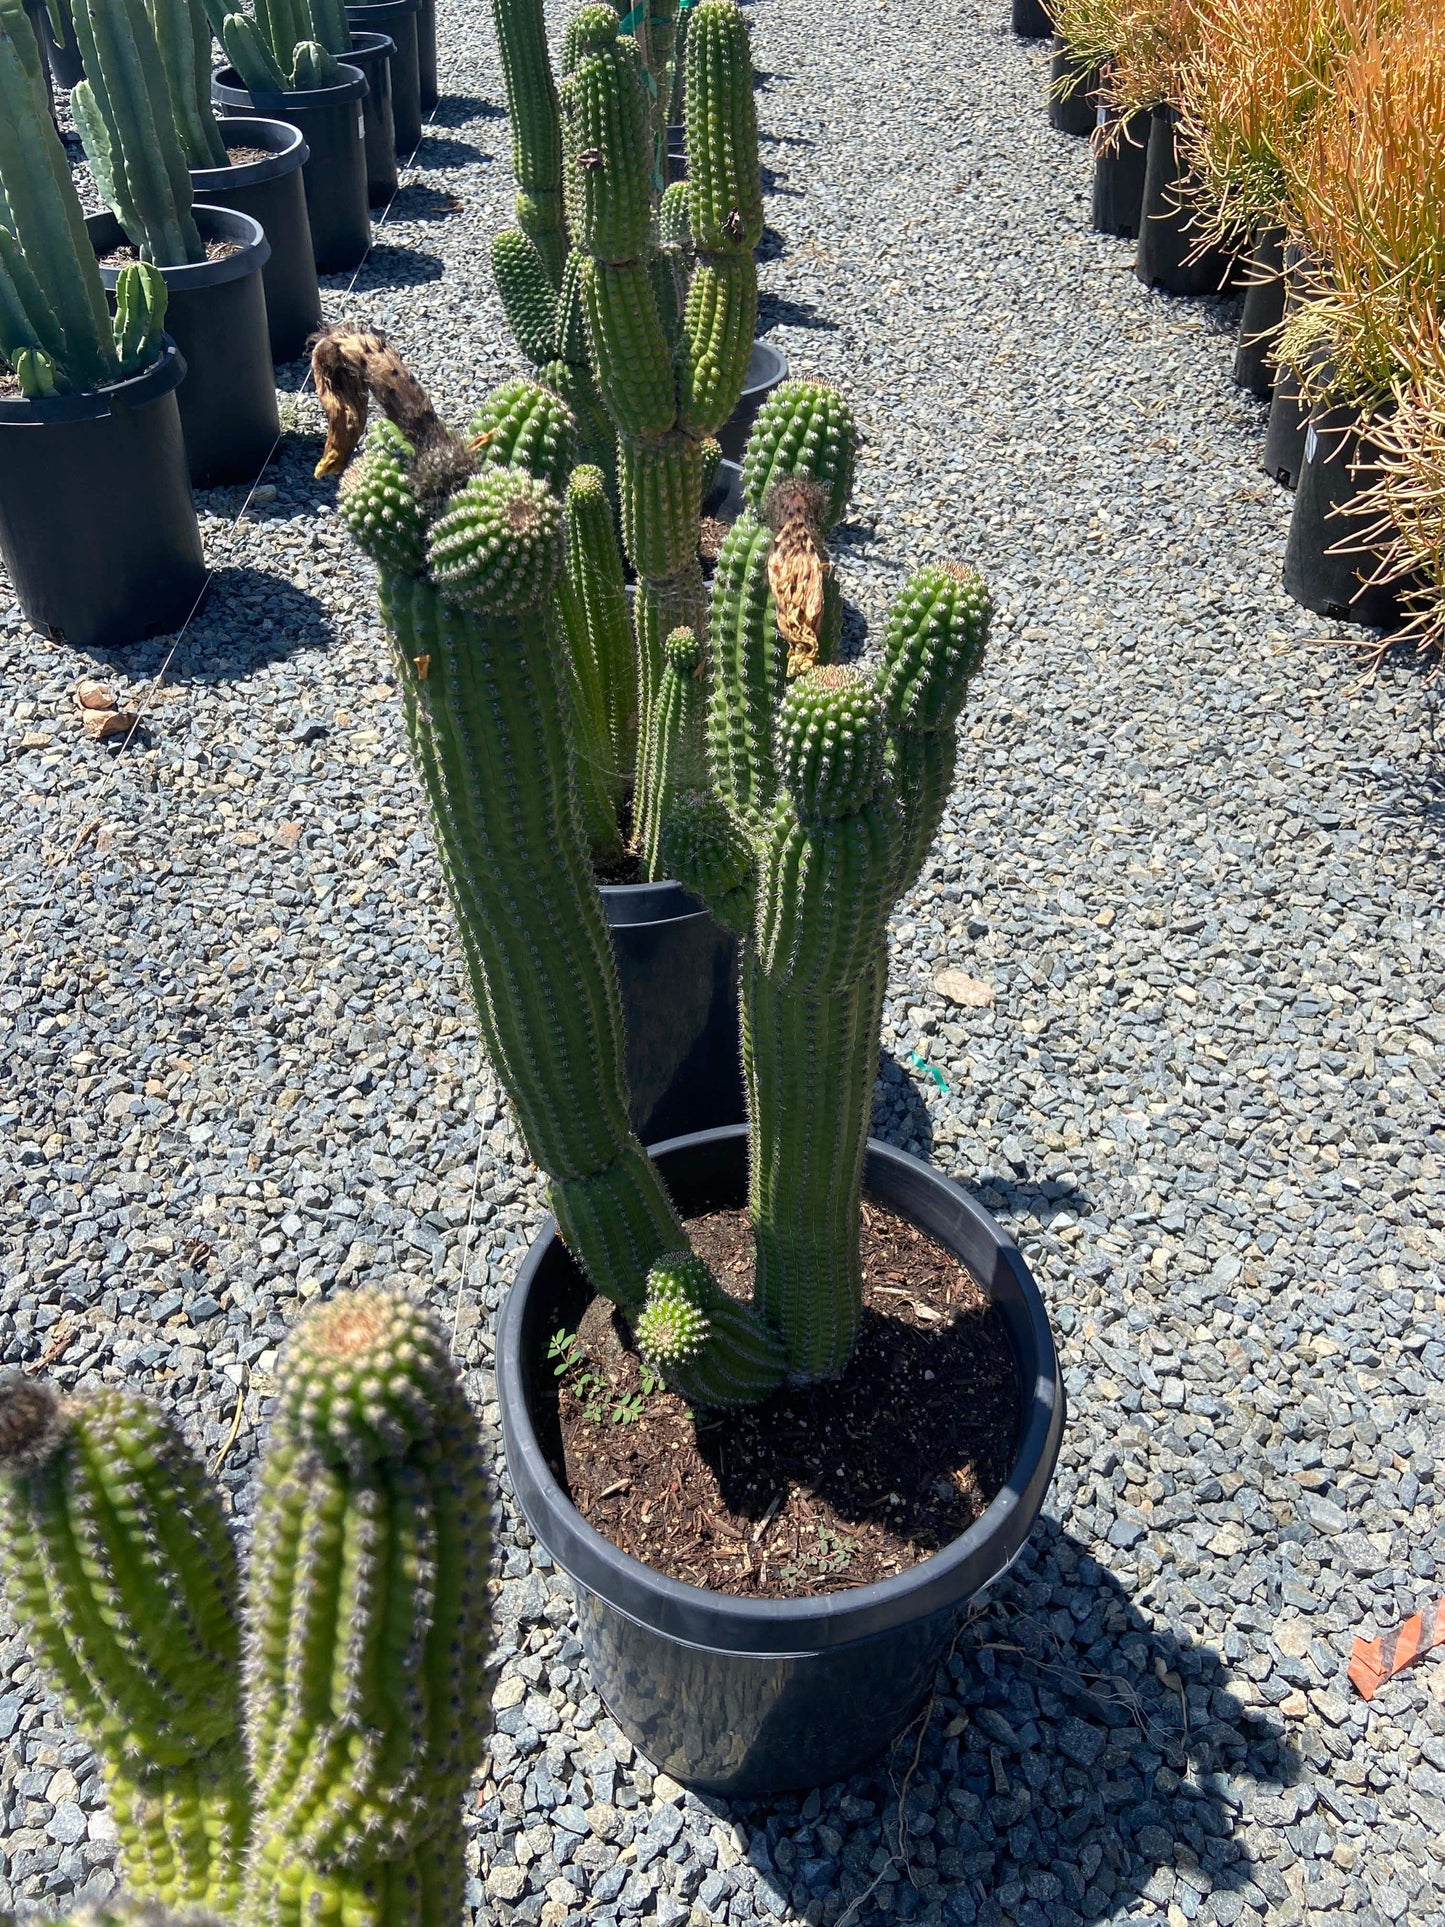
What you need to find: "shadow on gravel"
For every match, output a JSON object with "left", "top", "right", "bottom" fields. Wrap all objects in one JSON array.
[
  {"left": 759, "top": 161, "right": 803, "bottom": 198},
  {"left": 425, "top": 91, "right": 502, "bottom": 123},
  {"left": 100, "top": 568, "right": 334, "bottom": 682},
  {"left": 343, "top": 242, "right": 447, "bottom": 288},
  {"left": 415, "top": 132, "right": 486, "bottom": 167},
  {"left": 759, "top": 291, "right": 835, "bottom": 333},
  {"left": 386, "top": 181, "right": 464, "bottom": 221},
  {"left": 699, "top": 1523, "right": 1302, "bottom": 1925},
  {"left": 873, "top": 1050, "right": 935, "bottom": 1159}
]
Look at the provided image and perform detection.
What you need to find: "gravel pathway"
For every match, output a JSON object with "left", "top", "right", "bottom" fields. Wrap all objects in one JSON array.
[{"left": 4, "top": 0, "right": 1445, "bottom": 1924}]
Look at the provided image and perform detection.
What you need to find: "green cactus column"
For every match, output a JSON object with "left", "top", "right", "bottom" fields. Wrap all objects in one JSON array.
[
  {"left": 0, "top": 1374, "right": 250, "bottom": 1913},
  {"left": 147, "top": 0, "right": 229, "bottom": 167},
  {"left": 242, "top": 1290, "right": 490, "bottom": 1927},
  {"left": 491, "top": 0, "right": 566, "bottom": 282},
  {"left": 744, "top": 668, "right": 900, "bottom": 1379}
]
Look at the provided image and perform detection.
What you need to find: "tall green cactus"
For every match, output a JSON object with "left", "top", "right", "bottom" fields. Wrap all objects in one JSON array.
[
  {"left": 338, "top": 403, "right": 787, "bottom": 1405},
  {"left": 0, "top": 1287, "right": 492, "bottom": 1927},
  {"left": 0, "top": 0, "right": 169, "bottom": 393},
  {"left": 221, "top": 0, "right": 348, "bottom": 91},
  {"left": 71, "top": 0, "right": 206, "bottom": 265},
  {"left": 147, "top": 0, "right": 229, "bottom": 168}
]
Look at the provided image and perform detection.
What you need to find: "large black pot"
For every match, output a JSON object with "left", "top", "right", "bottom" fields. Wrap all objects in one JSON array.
[
  {"left": 1233, "top": 224, "right": 1285, "bottom": 399},
  {"left": 344, "top": 29, "right": 399, "bottom": 206},
  {"left": 32, "top": 0, "right": 82, "bottom": 89},
  {"left": 89, "top": 205, "right": 278, "bottom": 489},
  {"left": 212, "top": 63, "right": 371, "bottom": 273},
  {"left": 600, "top": 881, "right": 744, "bottom": 1144},
  {"left": 1283, "top": 404, "right": 1401, "bottom": 628},
  {"left": 347, "top": 0, "right": 422, "bottom": 152},
  {"left": 1136, "top": 107, "right": 1231, "bottom": 294},
  {"left": 416, "top": 0, "right": 436, "bottom": 110},
  {"left": 499, "top": 1126, "right": 1066, "bottom": 1797},
  {"left": 190, "top": 118, "right": 320, "bottom": 364},
  {"left": 1011, "top": 0, "right": 1052, "bottom": 36},
  {"left": 715, "top": 339, "right": 788, "bottom": 464},
  {"left": 0, "top": 341, "right": 205, "bottom": 649},
  {"left": 1262, "top": 244, "right": 1313, "bottom": 488},
  {"left": 1048, "top": 41, "right": 1097, "bottom": 136},
  {"left": 1091, "top": 108, "right": 1150, "bottom": 239}
]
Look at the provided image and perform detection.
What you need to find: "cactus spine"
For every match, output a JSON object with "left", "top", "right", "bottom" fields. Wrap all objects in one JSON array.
[
  {"left": 0, "top": 0, "right": 169, "bottom": 392},
  {"left": 71, "top": 0, "right": 206, "bottom": 265},
  {"left": 0, "top": 1287, "right": 491, "bottom": 1927}
]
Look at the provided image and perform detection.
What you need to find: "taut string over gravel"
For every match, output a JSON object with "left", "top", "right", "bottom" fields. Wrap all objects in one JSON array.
[{"left": 2, "top": 0, "right": 1444, "bottom": 1923}]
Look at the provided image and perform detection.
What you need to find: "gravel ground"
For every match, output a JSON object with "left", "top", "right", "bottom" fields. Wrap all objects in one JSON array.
[{"left": 3, "top": 0, "right": 1445, "bottom": 1923}]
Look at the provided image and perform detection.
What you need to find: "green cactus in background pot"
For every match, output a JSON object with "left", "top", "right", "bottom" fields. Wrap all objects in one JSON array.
[
  {"left": 0, "top": 0, "right": 170, "bottom": 394},
  {"left": 0, "top": 1286, "right": 493, "bottom": 1927}
]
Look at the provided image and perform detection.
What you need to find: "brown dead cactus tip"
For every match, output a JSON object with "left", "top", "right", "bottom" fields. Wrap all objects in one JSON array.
[
  {"left": 309, "top": 325, "right": 446, "bottom": 479},
  {"left": 765, "top": 476, "right": 831, "bottom": 678}
]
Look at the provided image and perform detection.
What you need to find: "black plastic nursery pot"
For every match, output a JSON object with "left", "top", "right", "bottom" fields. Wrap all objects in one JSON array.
[
  {"left": 416, "top": 0, "right": 436, "bottom": 110},
  {"left": 1233, "top": 224, "right": 1285, "bottom": 400},
  {"left": 89, "top": 205, "right": 277, "bottom": 490},
  {"left": 0, "top": 340, "right": 205, "bottom": 650},
  {"left": 666, "top": 122, "right": 686, "bottom": 182},
  {"left": 32, "top": 0, "right": 83, "bottom": 89},
  {"left": 344, "top": 29, "right": 399, "bottom": 206},
  {"left": 600, "top": 882, "right": 745, "bottom": 1145},
  {"left": 704, "top": 455, "right": 745, "bottom": 524},
  {"left": 1135, "top": 107, "right": 1232, "bottom": 295},
  {"left": 213, "top": 63, "right": 371, "bottom": 273},
  {"left": 1048, "top": 42, "right": 1098, "bottom": 137},
  {"left": 716, "top": 339, "right": 788, "bottom": 464},
  {"left": 191, "top": 118, "right": 321, "bottom": 364},
  {"left": 1011, "top": 0, "right": 1053, "bottom": 36},
  {"left": 347, "top": 0, "right": 422, "bottom": 153},
  {"left": 498, "top": 1125, "right": 1066, "bottom": 1797},
  {"left": 1282, "top": 404, "right": 1401, "bottom": 628},
  {"left": 1262, "top": 244, "right": 1313, "bottom": 488},
  {"left": 1091, "top": 108, "right": 1150, "bottom": 239}
]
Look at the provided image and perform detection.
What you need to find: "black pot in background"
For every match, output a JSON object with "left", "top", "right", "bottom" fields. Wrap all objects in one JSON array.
[
  {"left": 190, "top": 118, "right": 320, "bottom": 364},
  {"left": 1283, "top": 404, "right": 1401, "bottom": 628},
  {"left": 416, "top": 0, "right": 436, "bottom": 110},
  {"left": 704, "top": 455, "right": 745, "bottom": 525},
  {"left": 212, "top": 63, "right": 371, "bottom": 273},
  {"left": 347, "top": 0, "right": 422, "bottom": 152},
  {"left": 1048, "top": 41, "right": 1097, "bottom": 136},
  {"left": 600, "top": 881, "right": 744, "bottom": 1146},
  {"left": 344, "top": 29, "right": 399, "bottom": 206},
  {"left": 1233, "top": 224, "right": 1285, "bottom": 399},
  {"left": 89, "top": 205, "right": 278, "bottom": 489},
  {"left": 0, "top": 341, "right": 205, "bottom": 650},
  {"left": 1262, "top": 243, "right": 1313, "bottom": 488},
  {"left": 498, "top": 1125, "right": 1066, "bottom": 1797},
  {"left": 1011, "top": 0, "right": 1052, "bottom": 36},
  {"left": 716, "top": 339, "right": 788, "bottom": 464},
  {"left": 666, "top": 122, "right": 686, "bottom": 183},
  {"left": 1091, "top": 108, "right": 1150, "bottom": 239},
  {"left": 1135, "top": 107, "right": 1232, "bottom": 294}
]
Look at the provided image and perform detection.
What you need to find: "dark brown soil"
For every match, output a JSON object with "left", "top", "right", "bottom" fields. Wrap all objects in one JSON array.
[
  {"left": 699, "top": 514, "right": 729, "bottom": 570},
  {"left": 593, "top": 847, "right": 643, "bottom": 885},
  {"left": 551, "top": 1201, "right": 1020, "bottom": 1597},
  {"left": 222, "top": 143, "right": 277, "bottom": 165},
  {"left": 100, "top": 238, "right": 243, "bottom": 266}
]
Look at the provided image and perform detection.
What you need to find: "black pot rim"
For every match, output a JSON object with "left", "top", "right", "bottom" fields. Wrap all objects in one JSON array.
[
  {"left": 88, "top": 205, "right": 272, "bottom": 290},
  {"left": 0, "top": 335, "right": 186, "bottom": 425},
  {"left": 346, "top": 27, "right": 397, "bottom": 58},
  {"left": 194, "top": 116, "right": 310, "bottom": 191},
  {"left": 498, "top": 1124, "right": 1066, "bottom": 1656},
  {"left": 598, "top": 876, "right": 710, "bottom": 928},
  {"left": 346, "top": 0, "right": 422, "bottom": 14},
  {"left": 212, "top": 59, "right": 369, "bottom": 107},
  {"left": 741, "top": 338, "right": 786, "bottom": 397}
]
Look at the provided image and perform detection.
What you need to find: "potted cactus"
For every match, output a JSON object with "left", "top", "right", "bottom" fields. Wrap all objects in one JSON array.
[
  {"left": 332, "top": 306, "right": 1064, "bottom": 1788},
  {"left": 0, "top": 1288, "right": 491, "bottom": 1927},
  {"left": 67, "top": 0, "right": 279, "bottom": 486},
  {"left": 0, "top": 0, "right": 204, "bottom": 648},
  {"left": 210, "top": 0, "right": 372, "bottom": 269}
]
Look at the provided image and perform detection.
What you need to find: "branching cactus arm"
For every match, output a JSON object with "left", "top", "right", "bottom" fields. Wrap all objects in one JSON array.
[
  {"left": 147, "top": 0, "right": 230, "bottom": 167},
  {"left": 491, "top": 0, "right": 566, "bottom": 282}
]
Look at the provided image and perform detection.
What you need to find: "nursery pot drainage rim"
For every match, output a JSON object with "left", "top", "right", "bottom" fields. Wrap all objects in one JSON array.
[
  {"left": 191, "top": 114, "right": 310, "bottom": 192},
  {"left": 498, "top": 1125, "right": 1065, "bottom": 1792}
]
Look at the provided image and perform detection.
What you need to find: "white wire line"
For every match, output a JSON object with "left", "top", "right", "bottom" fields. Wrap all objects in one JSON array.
[{"left": 1, "top": 81, "right": 445, "bottom": 993}]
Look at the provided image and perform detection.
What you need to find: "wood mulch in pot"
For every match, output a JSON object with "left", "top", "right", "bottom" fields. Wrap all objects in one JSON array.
[{"left": 550, "top": 1199, "right": 1020, "bottom": 1599}]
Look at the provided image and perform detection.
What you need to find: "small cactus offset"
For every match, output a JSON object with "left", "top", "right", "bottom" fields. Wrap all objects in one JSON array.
[
  {"left": 0, "top": 1288, "right": 494, "bottom": 1927},
  {"left": 0, "top": 0, "right": 168, "bottom": 393}
]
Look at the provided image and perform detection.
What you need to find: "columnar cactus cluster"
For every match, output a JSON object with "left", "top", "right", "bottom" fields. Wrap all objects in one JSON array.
[
  {"left": 214, "top": 0, "right": 350, "bottom": 91},
  {"left": 0, "top": 0, "right": 169, "bottom": 395},
  {"left": 486, "top": 0, "right": 761, "bottom": 873},
  {"left": 336, "top": 343, "right": 990, "bottom": 1397},
  {"left": 0, "top": 1288, "right": 492, "bottom": 1927},
  {"left": 70, "top": 0, "right": 208, "bottom": 264}
]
